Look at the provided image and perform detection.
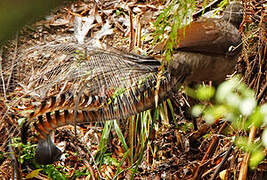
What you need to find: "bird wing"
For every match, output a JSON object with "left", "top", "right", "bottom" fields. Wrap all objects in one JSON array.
[{"left": 175, "top": 19, "right": 241, "bottom": 55}]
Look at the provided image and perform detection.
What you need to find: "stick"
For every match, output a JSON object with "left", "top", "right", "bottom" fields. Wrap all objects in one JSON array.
[{"left": 0, "top": 47, "right": 7, "bottom": 100}]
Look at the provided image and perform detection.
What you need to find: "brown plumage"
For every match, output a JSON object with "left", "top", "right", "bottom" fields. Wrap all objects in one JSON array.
[
  {"left": 21, "top": 47, "right": 190, "bottom": 164},
  {"left": 28, "top": 50, "right": 189, "bottom": 141},
  {"left": 20, "top": 2, "right": 243, "bottom": 164},
  {"left": 171, "top": 2, "right": 242, "bottom": 84}
]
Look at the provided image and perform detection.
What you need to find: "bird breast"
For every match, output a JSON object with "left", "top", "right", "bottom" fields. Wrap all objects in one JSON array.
[{"left": 172, "top": 51, "right": 238, "bottom": 84}]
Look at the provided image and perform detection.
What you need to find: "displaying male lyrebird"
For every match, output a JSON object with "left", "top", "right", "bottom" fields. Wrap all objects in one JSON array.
[{"left": 21, "top": 2, "right": 243, "bottom": 164}]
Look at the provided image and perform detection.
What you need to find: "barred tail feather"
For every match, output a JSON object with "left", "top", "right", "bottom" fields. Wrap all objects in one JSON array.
[
  {"left": 25, "top": 62, "right": 189, "bottom": 164},
  {"left": 33, "top": 72, "right": 177, "bottom": 141}
]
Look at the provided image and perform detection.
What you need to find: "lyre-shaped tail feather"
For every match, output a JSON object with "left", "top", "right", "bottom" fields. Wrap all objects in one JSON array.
[
  {"left": 20, "top": 45, "right": 191, "bottom": 164},
  {"left": 31, "top": 71, "right": 188, "bottom": 165},
  {"left": 30, "top": 71, "right": 176, "bottom": 140}
]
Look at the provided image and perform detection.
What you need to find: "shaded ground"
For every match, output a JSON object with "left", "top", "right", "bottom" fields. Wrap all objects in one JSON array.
[{"left": 0, "top": 0, "right": 266, "bottom": 179}]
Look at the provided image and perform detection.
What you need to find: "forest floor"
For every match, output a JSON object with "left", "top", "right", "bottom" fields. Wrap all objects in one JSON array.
[{"left": 0, "top": 0, "right": 266, "bottom": 179}]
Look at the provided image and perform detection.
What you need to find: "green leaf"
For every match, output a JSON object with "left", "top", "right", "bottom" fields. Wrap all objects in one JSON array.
[
  {"left": 113, "top": 121, "right": 128, "bottom": 151},
  {"left": 203, "top": 105, "right": 228, "bottom": 124},
  {"left": 191, "top": 104, "right": 204, "bottom": 117},
  {"left": 246, "top": 107, "right": 264, "bottom": 129},
  {"left": 196, "top": 86, "right": 215, "bottom": 101},
  {"left": 216, "top": 76, "right": 239, "bottom": 103},
  {"left": 239, "top": 97, "right": 256, "bottom": 116},
  {"left": 42, "top": 165, "right": 67, "bottom": 179},
  {"left": 249, "top": 150, "right": 265, "bottom": 169},
  {"left": 25, "top": 169, "right": 42, "bottom": 179},
  {"left": 99, "top": 121, "right": 113, "bottom": 153}
]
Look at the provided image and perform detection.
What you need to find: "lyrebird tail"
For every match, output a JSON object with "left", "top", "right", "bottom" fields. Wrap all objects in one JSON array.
[{"left": 19, "top": 44, "right": 189, "bottom": 164}]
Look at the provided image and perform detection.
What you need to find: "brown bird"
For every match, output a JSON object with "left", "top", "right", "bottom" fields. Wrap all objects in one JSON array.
[
  {"left": 170, "top": 2, "right": 243, "bottom": 84},
  {"left": 20, "top": 2, "right": 243, "bottom": 164}
]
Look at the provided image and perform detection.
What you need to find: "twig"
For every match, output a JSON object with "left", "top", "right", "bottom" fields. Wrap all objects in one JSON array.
[
  {"left": 0, "top": 47, "right": 7, "bottom": 100},
  {"left": 238, "top": 125, "right": 256, "bottom": 180},
  {"left": 69, "top": 129, "right": 103, "bottom": 179},
  {"left": 192, "top": 121, "right": 227, "bottom": 180},
  {"left": 128, "top": 8, "right": 135, "bottom": 51},
  {"left": 83, "top": 159, "right": 96, "bottom": 180},
  {"left": 6, "top": 32, "right": 18, "bottom": 92},
  {"left": 87, "top": 143, "right": 104, "bottom": 179},
  {"left": 257, "top": 81, "right": 267, "bottom": 105},
  {"left": 162, "top": 101, "right": 169, "bottom": 125},
  {"left": 192, "top": 0, "right": 223, "bottom": 19},
  {"left": 135, "top": 14, "right": 141, "bottom": 50},
  {"left": 113, "top": 155, "right": 137, "bottom": 180},
  {"left": 210, "top": 142, "right": 233, "bottom": 180},
  {"left": 237, "top": 79, "right": 266, "bottom": 179},
  {"left": 0, "top": 168, "right": 9, "bottom": 178},
  {"left": 9, "top": 140, "right": 21, "bottom": 180}
]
